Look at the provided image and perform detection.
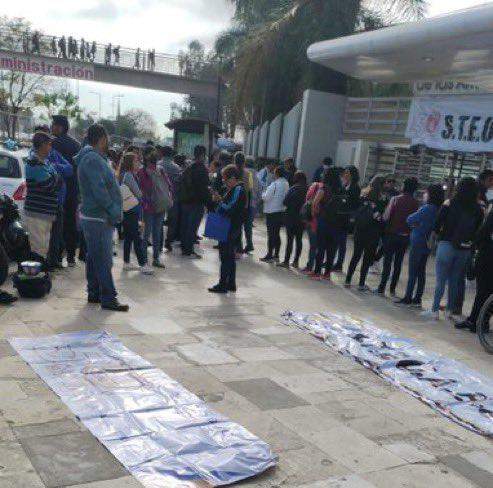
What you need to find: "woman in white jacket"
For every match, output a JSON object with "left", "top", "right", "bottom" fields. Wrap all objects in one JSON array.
[{"left": 260, "top": 166, "right": 289, "bottom": 262}]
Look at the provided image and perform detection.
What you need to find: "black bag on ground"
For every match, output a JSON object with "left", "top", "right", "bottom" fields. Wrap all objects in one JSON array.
[{"left": 13, "top": 272, "right": 52, "bottom": 299}]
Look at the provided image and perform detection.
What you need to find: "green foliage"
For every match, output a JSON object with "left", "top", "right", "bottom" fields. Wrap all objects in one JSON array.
[{"left": 35, "top": 90, "right": 82, "bottom": 121}]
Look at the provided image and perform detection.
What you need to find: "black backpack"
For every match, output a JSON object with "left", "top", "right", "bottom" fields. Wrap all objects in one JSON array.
[
  {"left": 13, "top": 272, "right": 52, "bottom": 299},
  {"left": 321, "top": 193, "right": 348, "bottom": 227}
]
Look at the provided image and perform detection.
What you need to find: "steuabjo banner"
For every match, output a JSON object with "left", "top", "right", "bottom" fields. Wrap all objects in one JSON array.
[
  {"left": 0, "top": 50, "right": 94, "bottom": 81},
  {"left": 406, "top": 95, "right": 493, "bottom": 153}
]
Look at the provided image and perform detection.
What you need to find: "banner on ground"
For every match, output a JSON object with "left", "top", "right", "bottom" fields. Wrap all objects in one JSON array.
[
  {"left": 282, "top": 311, "right": 493, "bottom": 437},
  {"left": 9, "top": 331, "right": 277, "bottom": 487},
  {"left": 0, "top": 50, "right": 94, "bottom": 81},
  {"left": 406, "top": 95, "right": 493, "bottom": 153}
]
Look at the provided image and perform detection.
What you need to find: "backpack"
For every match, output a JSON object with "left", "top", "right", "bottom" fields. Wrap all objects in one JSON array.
[
  {"left": 13, "top": 272, "right": 51, "bottom": 299},
  {"left": 354, "top": 201, "right": 376, "bottom": 233},
  {"left": 177, "top": 166, "right": 194, "bottom": 203},
  {"left": 451, "top": 209, "right": 479, "bottom": 250},
  {"left": 321, "top": 193, "right": 348, "bottom": 227}
]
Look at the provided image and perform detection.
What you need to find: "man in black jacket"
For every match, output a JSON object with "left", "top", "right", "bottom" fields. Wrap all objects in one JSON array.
[
  {"left": 179, "top": 145, "right": 212, "bottom": 258},
  {"left": 51, "top": 115, "right": 81, "bottom": 266}
]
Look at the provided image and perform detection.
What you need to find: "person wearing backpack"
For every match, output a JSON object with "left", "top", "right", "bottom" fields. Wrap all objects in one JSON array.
[
  {"left": 422, "top": 177, "right": 483, "bottom": 321},
  {"left": 137, "top": 149, "right": 172, "bottom": 268},
  {"left": 345, "top": 176, "right": 386, "bottom": 290},
  {"left": 302, "top": 179, "right": 324, "bottom": 273},
  {"left": 310, "top": 168, "right": 346, "bottom": 280},
  {"left": 396, "top": 184, "right": 444, "bottom": 307},
  {"left": 376, "top": 177, "right": 419, "bottom": 296}
]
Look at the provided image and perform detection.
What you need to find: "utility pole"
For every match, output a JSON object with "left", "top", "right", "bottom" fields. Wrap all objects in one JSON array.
[
  {"left": 112, "top": 94, "right": 124, "bottom": 118},
  {"left": 90, "top": 91, "right": 102, "bottom": 120}
]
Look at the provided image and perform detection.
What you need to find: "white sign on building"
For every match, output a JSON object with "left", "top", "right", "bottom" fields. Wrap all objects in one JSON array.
[{"left": 413, "top": 80, "right": 486, "bottom": 96}]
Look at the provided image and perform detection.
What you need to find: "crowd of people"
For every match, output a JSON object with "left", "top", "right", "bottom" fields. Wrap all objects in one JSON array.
[
  {"left": 11, "top": 117, "right": 493, "bottom": 329},
  {"left": 18, "top": 30, "right": 157, "bottom": 71}
]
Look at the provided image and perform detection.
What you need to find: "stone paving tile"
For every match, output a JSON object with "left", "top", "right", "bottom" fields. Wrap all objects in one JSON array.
[
  {"left": 175, "top": 343, "right": 238, "bottom": 365},
  {"left": 299, "top": 474, "right": 377, "bottom": 487},
  {"left": 461, "top": 450, "right": 493, "bottom": 474},
  {"left": 0, "top": 380, "right": 27, "bottom": 402},
  {"left": 20, "top": 431, "right": 127, "bottom": 487},
  {"left": 382, "top": 443, "right": 436, "bottom": 464},
  {"left": 441, "top": 454, "right": 493, "bottom": 488},
  {"left": 364, "top": 463, "right": 477, "bottom": 488},
  {"left": 128, "top": 315, "right": 183, "bottom": 335},
  {"left": 0, "top": 472, "right": 45, "bottom": 487},
  {"left": 0, "top": 441, "right": 37, "bottom": 475},
  {"left": 0, "top": 341, "right": 15, "bottom": 359},
  {"left": 206, "top": 361, "right": 280, "bottom": 382},
  {"left": 230, "top": 346, "right": 295, "bottom": 362},
  {"left": 13, "top": 419, "right": 83, "bottom": 440},
  {"left": 271, "top": 372, "right": 352, "bottom": 395},
  {"left": 226, "top": 378, "right": 310, "bottom": 411},
  {"left": 67, "top": 476, "right": 142, "bottom": 487}
]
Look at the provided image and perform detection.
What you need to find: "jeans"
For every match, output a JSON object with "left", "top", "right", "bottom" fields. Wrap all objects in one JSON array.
[
  {"left": 165, "top": 201, "right": 180, "bottom": 247},
  {"left": 432, "top": 241, "right": 471, "bottom": 312},
  {"left": 144, "top": 212, "right": 165, "bottom": 261},
  {"left": 81, "top": 219, "right": 117, "bottom": 306},
  {"left": 47, "top": 207, "right": 64, "bottom": 266},
  {"left": 378, "top": 234, "right": 409, "bottom": 293},
  {"left": 219, "top": 233, "right": 238, "bottom": 288},
  {"left": 244, "top": 206, "right": 254, "bottom": 250},
  {"left": 306, "top": 227, "right": 318, "bottom": 270},
  {"left": 265, "top": 212, "right": 284, "bottom": 258},
  {"left": 61, "top": 197, "right": 79, "bottom": 263},
  {"left": 181, "top": 203, "right": 204, "bottom": 255},
  {"left": 314, "top": 220, "right": 340, "bottom": 275},
  {"left": 333, "top": 230, "right": 348, "bottom": 269},
  {"left": 346, "top": 234, "right": 379, "bottom": 287},
  {"left": 404, "top": 245, "right": 429, "bottom": 302},
  {"left": 284, "top": 221, "right": 303, "bottom": 264},
  {"left": 123, "top": 209, "right": 146, "bottom": 266}
]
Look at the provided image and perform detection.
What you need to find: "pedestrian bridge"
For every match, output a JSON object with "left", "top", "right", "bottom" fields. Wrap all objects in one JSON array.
[{"left": 0, "top": 29, "right": 218, "bottom": 99}]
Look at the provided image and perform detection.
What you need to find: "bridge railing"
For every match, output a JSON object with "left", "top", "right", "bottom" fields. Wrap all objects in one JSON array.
[{"left": 0, "top": 28, "right": 198, "bottom": 78}]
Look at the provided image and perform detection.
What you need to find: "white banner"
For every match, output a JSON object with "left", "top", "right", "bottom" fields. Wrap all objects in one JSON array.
[
  {"left": 406, "top": 96, "right": 493, "bottom": 152},
  {"left": 0, "top": 50, "right": 94, "bottom": 81}
]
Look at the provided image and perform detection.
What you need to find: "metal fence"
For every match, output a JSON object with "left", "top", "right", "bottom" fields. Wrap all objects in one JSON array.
[{"left": 0, "top": 28, "right": 190, "bottom": 78}]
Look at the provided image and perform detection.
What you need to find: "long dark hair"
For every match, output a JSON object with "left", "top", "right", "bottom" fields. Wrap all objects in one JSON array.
[
  {"left": 452, "top": 177, "right": 479, "bottom": 210},
  {"left": 323, "top": 167, "right": 343, "bottom": 195},
  {"left": 427, "top": 184, "right": 444, "bottom": 207},
  {"left": 362, "top": 175, "right": 385, "bottom": 202}
]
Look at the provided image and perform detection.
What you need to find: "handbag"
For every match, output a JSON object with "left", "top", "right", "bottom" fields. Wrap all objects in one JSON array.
[
  {"left": 120, "top": 184, "right": 139, "bottom": 212},
  {"left": 204, "top": 212, "right": 231, "bottom": 243}
]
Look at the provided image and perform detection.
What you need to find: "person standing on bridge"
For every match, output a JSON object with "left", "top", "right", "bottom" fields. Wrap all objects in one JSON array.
[
  {"left": 80, "top": 38, "right": 85, "bottom": 60},
  {"left": 58, "top": 36, "right": 67, "bottom": 58},
  {"left": 51, "top": 36, "right": 57, "bottom": 57},
  {"left": 113, "top": 45, "right": 120, "bottom": 64},
  {"left": 31, "top": 31, "right": 41, "bottom": 55},
  {"left": 90, "top": 41, "right": 97, "bottom": 62},
  {"left": 135, "top": 48, "right": 141, "bottom": 69}
]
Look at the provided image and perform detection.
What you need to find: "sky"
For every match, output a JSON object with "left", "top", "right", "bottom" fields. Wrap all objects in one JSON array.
[{"left": 1, "top": 0, "right": 490, "bottom": 138}]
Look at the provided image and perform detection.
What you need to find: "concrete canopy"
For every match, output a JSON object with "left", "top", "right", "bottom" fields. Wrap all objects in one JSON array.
[{"left": 307, "top": 4, "right": 493, "bottom": 88}]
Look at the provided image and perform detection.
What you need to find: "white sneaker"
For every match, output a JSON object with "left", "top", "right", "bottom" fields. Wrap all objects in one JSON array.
[
  {"left": 140, "top": 265, "right": 154, "bottom": 275},
  {"left": 420, "top": 310, "right": 439, "bottom": 321},
  {"left": 123, "top": 263, "right": 139, "bottom": 271}
]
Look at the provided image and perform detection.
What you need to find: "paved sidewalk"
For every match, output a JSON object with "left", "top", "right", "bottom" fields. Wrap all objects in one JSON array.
[{"left": 0, "top": 228, "right": 492, "bottom": 488}]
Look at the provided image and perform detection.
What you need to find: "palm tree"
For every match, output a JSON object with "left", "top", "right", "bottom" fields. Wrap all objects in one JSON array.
[{"left": 218, "top": 0, "right": 427, "bottom": 125}]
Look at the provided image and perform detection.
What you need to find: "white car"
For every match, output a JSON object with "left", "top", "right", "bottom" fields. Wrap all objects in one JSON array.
[{"left": 0, "top": 148, "right": 28, "bottom": 210}]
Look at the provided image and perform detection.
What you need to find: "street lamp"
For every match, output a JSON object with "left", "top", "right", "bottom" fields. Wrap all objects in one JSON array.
[
  {"left": 89, "top": 91, "right": 102, "bottom": 120},
  {"left": 112, "top": 94, "right": 124, "bottom": 118}
]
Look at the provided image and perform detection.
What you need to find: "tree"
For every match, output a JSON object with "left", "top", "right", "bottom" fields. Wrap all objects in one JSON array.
[
  {"left": 35, "top": 90, "right": 83, "bottom": 121},
  {"left": 217, "top": 0, "right": 427, "bottom": 125},
  {"left": 121, "top": 109, "right": 157, "bottom": 140},
  {"left": 0, "top": 16, "right": 52, "bottom": 138}
]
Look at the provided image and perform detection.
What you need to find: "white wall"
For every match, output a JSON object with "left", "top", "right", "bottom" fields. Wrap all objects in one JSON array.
[
  {"left": 296, "top": 89, "right": 347, "bottom": 180},
  {"left": 266, "top": 113, "right": 283, "bottom": 159},
  {"left": 280, "top": 102, "right": 302, "bottom": 163},
  {"left": 245, "top": 130, "right": 253, "bottom": 156},
  {"left": 258, "top": 121, "right": 270, "bottom": 158},
  {"left": 252, "top": 126, "right": 260, "bottom": 157}
]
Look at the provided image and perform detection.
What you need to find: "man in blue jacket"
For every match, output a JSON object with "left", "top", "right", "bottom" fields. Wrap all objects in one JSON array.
[{"left": 76, "top": 124, "right": 128, "bottom": 312}]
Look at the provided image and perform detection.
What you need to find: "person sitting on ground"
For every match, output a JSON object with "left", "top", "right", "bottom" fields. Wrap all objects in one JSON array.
[
  {"left": 422, "top": 177, "right": 483, "bottom": 321},
  {"left": 376, "top": 177, "right": 419, "bottom": 296},
  {"left": 397, "top": 184, "right": 444, "bottom": 307},
  {"left": 345, "top": 176, "right": 386, "bottom": 291},
  {"left": 278, "top": 171, "right": 308, "bottom": 269},
  {"left": 24, "top": 132, "right": 61, "bottom": 266},
  {"left": 76, "top": 124, "right": 128, "bottom": 312},
  {"left": 208, "top": 164, "right": 247, "bottom": 294},
  {"left": 260, "top": 166, "right": 289, "bottom": 263}
]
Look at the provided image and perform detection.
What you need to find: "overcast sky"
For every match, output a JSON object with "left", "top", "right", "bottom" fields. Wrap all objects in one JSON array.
[{"left": 1, "top": 0, "right": 490, "bottom": 138}]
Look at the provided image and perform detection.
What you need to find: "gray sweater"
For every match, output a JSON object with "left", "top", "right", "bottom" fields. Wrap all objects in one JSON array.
[{"left": 122, "top": 171, "right": 142, "bottom": 200}]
